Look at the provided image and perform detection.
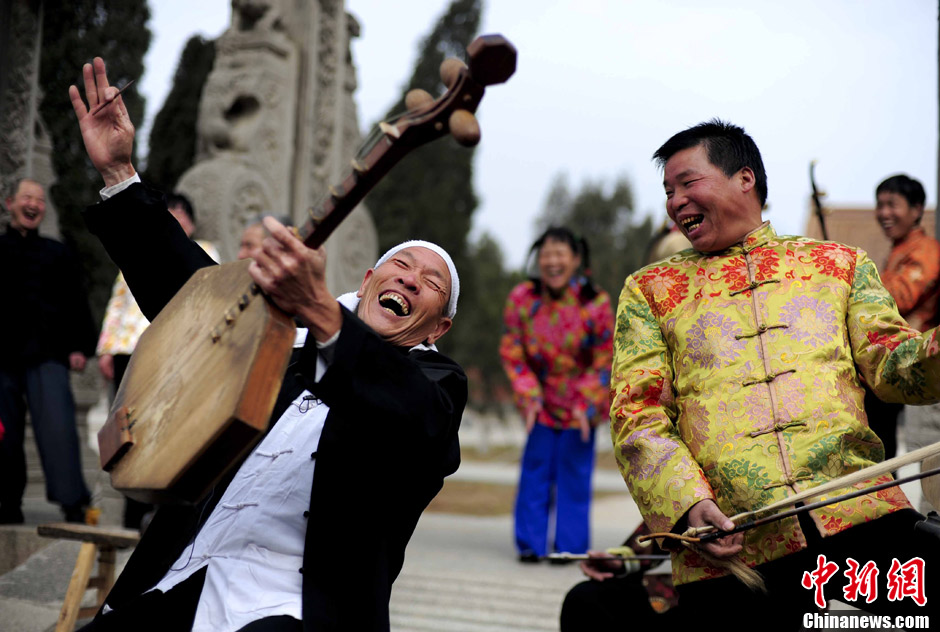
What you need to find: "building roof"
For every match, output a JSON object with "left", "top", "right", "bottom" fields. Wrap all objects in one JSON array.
[{"left": 803, "top": 204, "right": 936, "bottom": 267}]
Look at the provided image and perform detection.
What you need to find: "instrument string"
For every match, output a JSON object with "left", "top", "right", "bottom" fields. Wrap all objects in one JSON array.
[
  {"left": 353, "top": 102, "right": 427, "bottom": 163},
  {"left": 300, "top": 108, "right": 408, "bottom": 242},
  {"left": 168, "top": 486, "right": 216, "bottom": 572}
]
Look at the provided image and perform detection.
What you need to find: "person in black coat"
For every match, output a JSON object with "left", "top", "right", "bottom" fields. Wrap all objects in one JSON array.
[
  {"left": 71, "top": 57, "right": 467, "bottom": 631},
  {"left": 0, "top": 177, "right": 97, "bottom": 524}
]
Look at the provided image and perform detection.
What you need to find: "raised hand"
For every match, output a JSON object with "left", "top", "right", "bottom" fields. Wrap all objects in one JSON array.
[{"left": 68, "top": 57, "right": 136, "bottom": 186}]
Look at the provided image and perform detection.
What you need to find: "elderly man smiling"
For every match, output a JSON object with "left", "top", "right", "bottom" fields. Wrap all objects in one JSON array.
[
  {"left": 0, "top": 178, "right": 97, "bottom": 525},
  {"left": 71, "top": 57, "right": 466, "bottom": 632}
]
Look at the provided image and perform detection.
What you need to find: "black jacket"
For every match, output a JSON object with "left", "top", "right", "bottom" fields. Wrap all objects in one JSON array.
[
  {"left": 0, "top": 227, "right": 97, "bottom": 369},
  {"left": 83, "top": 182, "right": 466, "bottom": 630}
]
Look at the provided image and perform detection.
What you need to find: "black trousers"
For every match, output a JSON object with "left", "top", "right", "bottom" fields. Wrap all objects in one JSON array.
[
  {"left": 78, "top": 566, "right": 303, "bottom": 632},
  {"left": 561, "top": 572, "right": 680, "bottom": 630},
  {"left": 0, "top": 362, "right": 91, "bottom": 510},
  {"left": 863, "top": 385, "right": 903, "bottom": 461}
]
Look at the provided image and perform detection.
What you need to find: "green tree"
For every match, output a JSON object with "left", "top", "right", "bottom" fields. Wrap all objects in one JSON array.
[
  {"left": 449, "top": 233, "right": 523, "bottom": 413},
  {"left": 535, "top": 174, "right": 654, "bottom": 298},
  {"left": 365, "top": 0, "right": 482, "bottom": 271},
  {"left": 143, "top": 35, "right": 216, "bottom": 190},
  {"left": 39, "top": 0, "right": 151, "bottom": 324}
]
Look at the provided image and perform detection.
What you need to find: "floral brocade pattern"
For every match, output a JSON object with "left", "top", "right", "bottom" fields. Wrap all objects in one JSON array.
[
  {"left": 610, "top": 223, "right": 940, "bottom": 585},
  {"left": 806, "top": 242, "right": 855, "bottom": 284},
  {"left": 500, "top": 278, "right": 614, "bottom": 429},
  {"left": 717, "top": 249, "right": 780, "bottom": 294},
  {"left": 779, "top": 295, "right": 839, "bottom": 348},
  {"left": 96, "top": 272, "right": 149, "bottom": 355},
  {"left": 635, "top": 267, "right": 690, "bottom": 318},
  {"left": 685, "top": 312, "right": 746, "bottom": 369}
]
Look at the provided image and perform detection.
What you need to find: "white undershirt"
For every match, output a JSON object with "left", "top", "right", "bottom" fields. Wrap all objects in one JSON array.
[{"left": 110, "top": 329, "right": 329, "bottom": 631}]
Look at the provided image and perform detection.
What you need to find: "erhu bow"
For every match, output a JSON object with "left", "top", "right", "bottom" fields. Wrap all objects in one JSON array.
[{"left": 640, "top": 439, "right": 940, "bottom": 546}]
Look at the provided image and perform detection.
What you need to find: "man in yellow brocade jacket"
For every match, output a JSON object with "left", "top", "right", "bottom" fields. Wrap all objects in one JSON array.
[{"left": 610, "top": 119, "right": 940, "bottom": 625}]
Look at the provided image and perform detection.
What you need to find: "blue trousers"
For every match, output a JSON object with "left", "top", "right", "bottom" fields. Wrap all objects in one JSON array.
[
  {"left": 0, "top": 361, "right": 90, "bottom": 509},
  {"left": 514, "top": 423, "right": 594, "bottom": 556}
]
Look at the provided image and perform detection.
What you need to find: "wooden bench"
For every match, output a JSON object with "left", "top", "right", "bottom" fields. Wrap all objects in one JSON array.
[{"left": 37, "top": 523, "right": 140, "bottom": 632}]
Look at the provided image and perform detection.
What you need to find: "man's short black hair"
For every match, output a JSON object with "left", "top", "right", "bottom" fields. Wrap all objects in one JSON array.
[
  {"left": 166, "top": 192, "right": 195, "bottom": 223},
  {"left": 653, "top": 119, "right": 768, "bottom": 206},
  {"left": 876, "top": 174, "right": 926, "bottom": 210}
]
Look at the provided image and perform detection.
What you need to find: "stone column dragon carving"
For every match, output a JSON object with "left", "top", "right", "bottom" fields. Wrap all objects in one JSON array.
[{"left": 175, "top": 0, "right": 377, "bottom": 294}]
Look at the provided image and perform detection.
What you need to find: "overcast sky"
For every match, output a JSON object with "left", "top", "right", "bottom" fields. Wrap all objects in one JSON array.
[{"left": 139, "top": 0, "right": 938, "bottom": 268}]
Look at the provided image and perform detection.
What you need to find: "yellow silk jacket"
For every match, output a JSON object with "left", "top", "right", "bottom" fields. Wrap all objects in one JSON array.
[{"left": 610, "top": 223, "right": 940, "bottom": 584}]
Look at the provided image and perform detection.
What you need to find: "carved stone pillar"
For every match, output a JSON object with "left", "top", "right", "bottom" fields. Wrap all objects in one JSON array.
[
  {"left": 0, "top": 0, "right": 60, "bottom": 239},
  {"left": 290, "top": 1, "right": 377, "bottom": 294},
  {"left": 176, "top": 0, "right": 377, "bottom": 294}
]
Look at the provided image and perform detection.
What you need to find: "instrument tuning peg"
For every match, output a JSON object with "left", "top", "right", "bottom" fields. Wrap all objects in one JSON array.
[
  {"left": 405, "top": 89, "right": 435, "bottom": 112},
  {"left": 440, "top": 58, "right": 468, "bottom": 89},
  {"left": 467, "top": 35, "right": 517, "bottom": 86},
  {"left": 449, "top": 109, "right": 480, "bottom": 147}
]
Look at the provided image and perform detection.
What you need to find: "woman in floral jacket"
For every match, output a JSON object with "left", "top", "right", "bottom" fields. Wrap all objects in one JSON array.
[{"left": 499, "top": 227, "right": 614, "bottom": 561}]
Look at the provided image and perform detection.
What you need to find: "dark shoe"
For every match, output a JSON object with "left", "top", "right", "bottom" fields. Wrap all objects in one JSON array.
[
  {"left": 63, "top": 505, "right": 86, "bottom": 524},
  {"left": 518, "top": 551, "right": 540, "bottom": 564},
  {"left": 549, "top": 556, "right": 575, "bottom": 566},
  {"left": 0, "top": 506, "right": 24, "bottom": 525}
]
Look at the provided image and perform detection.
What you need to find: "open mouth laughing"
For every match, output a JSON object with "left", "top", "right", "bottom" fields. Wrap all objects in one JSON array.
[
  {"left": 379, "top": 291, "right": 410, "bottom": 317},
  {"left": 680, "top": 214, "right": 704, "bottom": 233}
]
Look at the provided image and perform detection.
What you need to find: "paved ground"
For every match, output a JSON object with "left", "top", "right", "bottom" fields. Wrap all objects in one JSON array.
[{"left": 390, "top": 494, "right": 642, "bottom": 632}]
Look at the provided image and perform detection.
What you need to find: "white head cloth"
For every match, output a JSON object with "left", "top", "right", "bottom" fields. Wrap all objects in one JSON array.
[{"left": 373, "top": 240, "right": 460, "bottom": 318}]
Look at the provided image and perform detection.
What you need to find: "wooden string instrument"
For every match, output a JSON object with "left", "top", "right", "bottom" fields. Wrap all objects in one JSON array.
[{"left": 98, "top": 35, "right": 517, "bottom": 504}]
